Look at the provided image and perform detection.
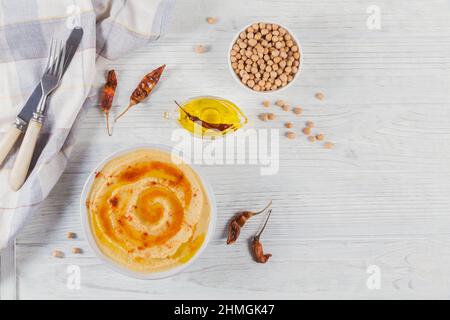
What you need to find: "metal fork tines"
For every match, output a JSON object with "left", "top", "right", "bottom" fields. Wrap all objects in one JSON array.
[{"left": 33, "top": 39, "right": 67, "bottom": 123}]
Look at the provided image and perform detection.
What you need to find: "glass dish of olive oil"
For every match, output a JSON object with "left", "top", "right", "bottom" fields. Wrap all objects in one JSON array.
[{"left": 177, "top": 96, "right": 247, "bottom": 138}]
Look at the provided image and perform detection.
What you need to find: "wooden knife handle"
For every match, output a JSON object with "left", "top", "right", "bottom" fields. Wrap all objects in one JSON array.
[
  {"left": 9, "top": 120, "right": 42, "bottom": 191},
  {"left": 0, "top": 125, "right": 22, "bottom": 166}
]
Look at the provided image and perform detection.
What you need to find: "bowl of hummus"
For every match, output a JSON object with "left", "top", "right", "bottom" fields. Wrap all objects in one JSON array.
[{"left": 80, "top": 144, "right": 216, "bottom": 279}]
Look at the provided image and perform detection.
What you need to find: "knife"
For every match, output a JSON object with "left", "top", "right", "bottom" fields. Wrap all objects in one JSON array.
[{"left": 0, "top": 27, "right": 83, "bottom": 166}]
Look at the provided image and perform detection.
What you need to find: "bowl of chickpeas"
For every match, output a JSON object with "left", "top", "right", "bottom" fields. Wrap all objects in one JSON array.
[{"left": 228, "top": 22, "right": 302, "bottom": 93}]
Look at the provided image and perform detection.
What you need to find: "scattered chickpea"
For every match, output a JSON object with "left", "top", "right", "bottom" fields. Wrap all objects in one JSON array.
[
  {"left": 275, "top": 100, "right": 285, "bottom": 107},
  {"left": 286, "top": 132, "right": 296, "bottom": 139},
  {"left": 305, "top": 121, "right": 314, "bottom": 128},
  {"left": 52, "top": 250, "right": 64, "bottom": 258},
  {"left": 66, "top": 232, "right": 76, "bottom": 239},
  {"left": 163, "top": 111, "right": 170, "bottom": 120},
  {"left": 72, "top": 247, "right": 82, "bottom": 254},
  {"left": 315, "top": 92, "right": 325, "bottom": 101},
  {"left": 257, "top": 99, "right": 330, "bottom": 147},
  {"left": 194, "top": 45, "right": 207, "bottom": 54},
  {"left": 259, "top": 113, "right": 269, "bottom": 121},
  {"left": 293, "top": 107, "right": 302, "bottom": 115},
  {"left": 206, "top": 17, "right": 217, "bottom": 24},
  {"left": 324, "top": 141, "right": 334, "bottom": 149}
]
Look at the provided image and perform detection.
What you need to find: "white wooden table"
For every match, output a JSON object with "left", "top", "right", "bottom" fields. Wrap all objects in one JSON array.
[{"left": 2, "top": 0, "right": 450, "bottom": 300}]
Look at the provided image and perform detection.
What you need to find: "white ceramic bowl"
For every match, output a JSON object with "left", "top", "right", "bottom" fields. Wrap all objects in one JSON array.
[
  {"left": 80, "top": 144, "right": 217, "bottom": 279},
  {"left": 228, "top": 22, "right": 303, "bottom": 95}
]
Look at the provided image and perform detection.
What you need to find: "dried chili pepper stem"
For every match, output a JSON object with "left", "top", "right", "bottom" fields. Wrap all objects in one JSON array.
[
  {"left": 114, "top": 100, "right": 137, "bottom": 122},
  {"left": 255, "top": 208, "right": 272, "bottom": 241},
  {"left": 226, "top": 200, "right": 272, "bottom": 245},
  {"left": 115, "top": 64, "right": 166, "bottom": 122},
  {"left": 251, "top": 209, "right": 273, "bottom": 264},
  {"left": 105, "top": 112, "right": 111, "bottom": 136}
]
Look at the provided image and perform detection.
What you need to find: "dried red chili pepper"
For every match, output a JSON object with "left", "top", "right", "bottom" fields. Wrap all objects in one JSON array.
[
  {"left": 226, "top": 200, "right": 272, "bottom": 245},
  {"left": 99, "top": 70, "right": 117, "bottom": 136},
  {"left": 175, "top": 101, "right": 235, "bottom": 133},
  {"left": 251, "top": 209, "right": 272, "bottom": 263},
  {"left": 115, "top": 64, "right": 166, "bottom": 121}
]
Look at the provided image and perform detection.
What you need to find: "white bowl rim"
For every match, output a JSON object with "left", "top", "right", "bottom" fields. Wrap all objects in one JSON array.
[
  {"left": 227, "top": 21, "right": 303, "bottom": 95},
  {"left": 79, "top": 143, "right": 217, "bottom": 280}
]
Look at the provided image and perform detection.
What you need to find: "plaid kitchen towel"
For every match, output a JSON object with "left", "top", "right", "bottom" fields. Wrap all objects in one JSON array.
[{"left": 0, "top": 0, "right": 174, "bottom": 250}]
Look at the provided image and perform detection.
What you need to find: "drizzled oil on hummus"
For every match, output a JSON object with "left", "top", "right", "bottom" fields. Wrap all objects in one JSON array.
[{"left": 86, "top": 148, "right": 211, "bottom": 273}]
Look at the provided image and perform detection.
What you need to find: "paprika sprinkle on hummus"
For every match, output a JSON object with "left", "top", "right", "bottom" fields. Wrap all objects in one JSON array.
[{"left": 86, "top": 148, "right": 211, "bottom": 273}]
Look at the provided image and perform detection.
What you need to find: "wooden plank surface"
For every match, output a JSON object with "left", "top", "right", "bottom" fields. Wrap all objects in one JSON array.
[
  {"left": 5, "top": 0, "right": 450, "bottom": 299},
  {"left": 0, "top": 243, "right": 16, "bottom": 300}
]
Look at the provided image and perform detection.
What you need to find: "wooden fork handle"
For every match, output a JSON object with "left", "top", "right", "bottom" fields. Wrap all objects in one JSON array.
[
  {"left": 0, "top": 125, "right": 22, "bottom": 166},
  {"left": 9, "top": 120, "right": 42, "bottom": 191}
]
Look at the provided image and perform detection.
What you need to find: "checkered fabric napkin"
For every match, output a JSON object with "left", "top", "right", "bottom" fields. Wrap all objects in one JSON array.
[{"left": 0, "top": 0, "right": 174, "bottom": 249}]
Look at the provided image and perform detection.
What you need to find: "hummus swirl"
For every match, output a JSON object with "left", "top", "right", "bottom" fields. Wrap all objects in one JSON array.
[{"left": 86, "top": 149, "right": 211, "bottom": 273}]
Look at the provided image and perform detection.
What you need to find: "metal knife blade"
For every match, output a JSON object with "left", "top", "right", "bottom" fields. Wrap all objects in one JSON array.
[{"left": 16, "top": 27, "right": 84, "bottom": 124}]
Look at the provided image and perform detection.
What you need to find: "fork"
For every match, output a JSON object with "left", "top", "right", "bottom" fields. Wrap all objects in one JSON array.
[{"left": 9, "top": 39, "right": 67, "bottom": 191}]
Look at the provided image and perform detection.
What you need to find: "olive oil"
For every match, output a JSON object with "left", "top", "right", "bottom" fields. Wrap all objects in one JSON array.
[
  {"left": 178, "top": 96, "right": 247, "bottom": 138},
  {"left": 172, "top": 234, "right": 206, "bottom": 263}
]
